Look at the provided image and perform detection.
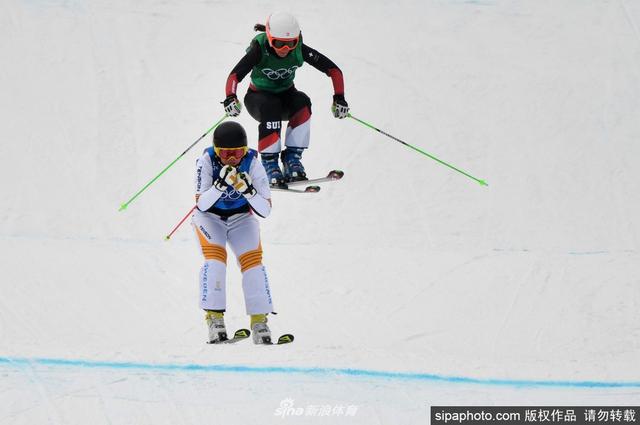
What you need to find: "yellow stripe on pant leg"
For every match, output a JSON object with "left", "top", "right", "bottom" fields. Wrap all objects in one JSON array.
[
  {"left": 238, "top": 244, "right": 263, "bottom": 273},
  {"left": 195, "top": 227, "right": 227, "bottom": 263}
]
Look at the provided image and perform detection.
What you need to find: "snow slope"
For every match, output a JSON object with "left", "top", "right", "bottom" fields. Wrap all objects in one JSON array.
[{"left": 1, "top": 0, "right": 640, "bottom": 423}]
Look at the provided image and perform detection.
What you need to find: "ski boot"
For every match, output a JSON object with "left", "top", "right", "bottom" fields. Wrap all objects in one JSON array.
[
  {"left": 281, "top": 147, "right": 308, "bottom": 182},
  {"left": 250, "top": 314, "right": 272, "bottom": 344},
  {"left": 261, "top": 153, "right": 287, "bottom": 188},
  {"left": 205, "top": 311, "right": 227, "bottom": 343}
]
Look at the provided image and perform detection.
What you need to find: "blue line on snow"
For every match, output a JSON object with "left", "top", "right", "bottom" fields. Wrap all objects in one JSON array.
[{"left": 1, "top": 356, "right": 639, "bottom": 388}]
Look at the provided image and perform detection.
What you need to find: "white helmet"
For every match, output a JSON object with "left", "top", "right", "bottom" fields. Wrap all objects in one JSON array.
[{"left": 266, "top": 12, "right": 300, "bottom": 40}]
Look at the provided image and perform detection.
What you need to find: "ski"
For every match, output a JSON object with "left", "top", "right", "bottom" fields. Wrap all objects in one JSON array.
[
  {"left": 286, "top": 170, "right": 344, "bottom": 187},
  {"left": 264, "top": 334, "right": 295, "bottom": 345},
  {"left": 270, "top": 185, "right": 321, "bottom": 193},
  {"left": 207, "top": 328, "right": 251, "bottom": 344},
  {"left": 269, "top": 170, "right": 343, "bottom": 193}
]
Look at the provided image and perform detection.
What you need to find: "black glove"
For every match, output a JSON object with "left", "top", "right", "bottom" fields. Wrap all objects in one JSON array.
[
  {"left": 332, "top": 94, "right": 349, "bottom": 119},
  {"left": 222, "top": 94, "right": 242, "bottom": 117}
]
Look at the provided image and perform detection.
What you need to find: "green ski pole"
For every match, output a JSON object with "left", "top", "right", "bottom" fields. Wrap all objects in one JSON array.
[
  {"left": 348, "top": 113, "right": 488, "bottom": 187},
  {"left": 119, "top": 114, "right": 228, "bottom": 211}
]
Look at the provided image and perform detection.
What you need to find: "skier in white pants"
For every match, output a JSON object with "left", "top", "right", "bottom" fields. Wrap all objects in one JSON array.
[{"left": 192, "top": 121, "right": 274, "bottom": 344}]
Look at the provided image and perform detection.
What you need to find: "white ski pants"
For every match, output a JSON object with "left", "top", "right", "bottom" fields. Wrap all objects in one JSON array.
[{"left": 192, "top": 210, "right": 273, "bottom": 315}]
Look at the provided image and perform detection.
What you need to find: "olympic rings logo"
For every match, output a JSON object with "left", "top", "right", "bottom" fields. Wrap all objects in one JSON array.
[
  {"left": 261, "top": 66, "right": 299, "bottom": 80},
  {"left": 220, "top": 188, "right": 243, "bottom": 201}
]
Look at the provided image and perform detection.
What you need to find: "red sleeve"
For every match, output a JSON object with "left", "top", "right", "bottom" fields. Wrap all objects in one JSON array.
[
  {"left": 225, "top": 40, "right": 261, "bottom": 97},
  {"left": 327, "top": 68, "right": 344, "bottom": 95},
  {"left": 225, "top": 73, "right": 239, "bottom": 97}
]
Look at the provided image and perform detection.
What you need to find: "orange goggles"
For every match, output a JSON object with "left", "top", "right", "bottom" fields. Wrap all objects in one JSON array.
[
  {"left": 270, "top": 37, "right": 299, "bottom": 53},
  {"left": 215, "top": 146, "right": 247, "bottom": 162}
]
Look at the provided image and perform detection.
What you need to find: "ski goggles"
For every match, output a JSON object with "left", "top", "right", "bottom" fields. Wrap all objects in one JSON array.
[
  {"left": 270, "top": 37, "right": 299, "bottom": 54},
  {"left": 215, "top": 146, "right": 247, "bottom": 163}
]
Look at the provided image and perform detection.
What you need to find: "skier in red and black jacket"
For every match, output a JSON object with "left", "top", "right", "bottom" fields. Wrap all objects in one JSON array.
[{"left": 222, "top": 11, "right": 349, "bottom": 187}]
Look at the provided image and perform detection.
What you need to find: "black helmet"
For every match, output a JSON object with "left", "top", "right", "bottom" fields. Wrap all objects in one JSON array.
[{"left": 213, "top": 121, "right": 247, "bottom": 149}]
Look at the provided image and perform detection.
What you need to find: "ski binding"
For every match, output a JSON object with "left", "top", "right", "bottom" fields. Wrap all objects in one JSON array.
[{"left": 207, "top": 328, "right": 251, "bottom": 344}]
